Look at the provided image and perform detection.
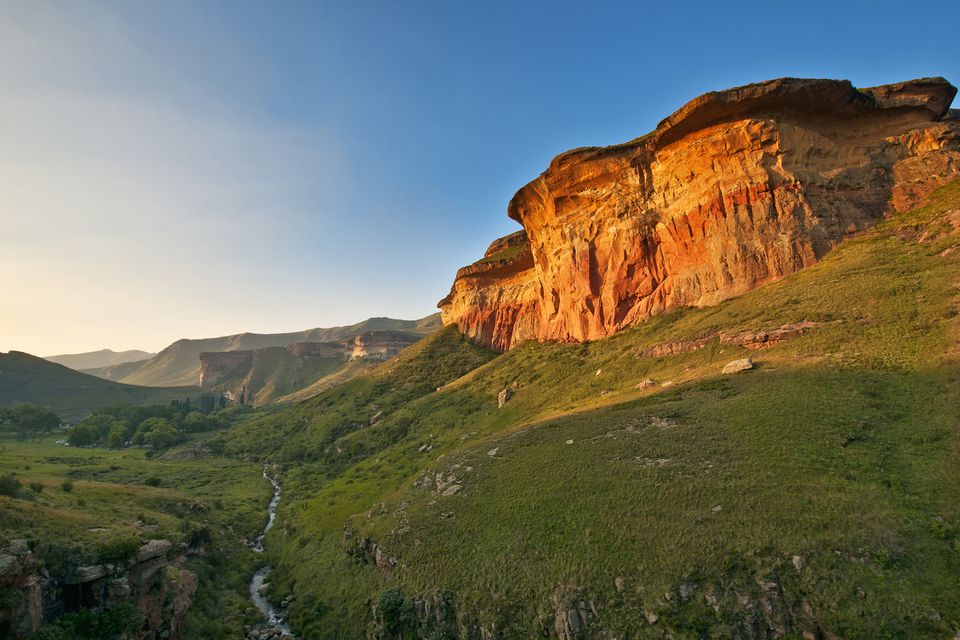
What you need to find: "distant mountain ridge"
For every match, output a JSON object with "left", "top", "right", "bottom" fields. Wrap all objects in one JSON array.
[
  {"left": 43, "top": 349, "right": 156, "bottom": 371},
  {"left": 0, "top": 351, "right": 200, "bottom": 420},
  {"left": 81, "top": 314, "right": 442, "bottom": 388}
]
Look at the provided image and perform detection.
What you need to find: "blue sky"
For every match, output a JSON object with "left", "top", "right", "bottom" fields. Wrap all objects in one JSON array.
[{"left": 1, "top": 0, "right": 957, "bottom": 355}]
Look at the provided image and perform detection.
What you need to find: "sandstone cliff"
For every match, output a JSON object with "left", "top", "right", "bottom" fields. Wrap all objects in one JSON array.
[{"left": 439, "top": 77, "right": 960, "bottom": 350}]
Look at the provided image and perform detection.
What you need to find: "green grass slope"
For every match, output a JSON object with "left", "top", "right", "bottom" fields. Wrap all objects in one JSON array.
[
  {"left": 276, "top": 358, "right": 379, "bottom": 404},
  {"left": 0, "top": 352, "right": 201, "bottom": 420},
  {"left": 222, "top": 180, "right": 960, "bottom": 639},
  {"left": 91, "top": 314, "right": 442, "bottom": 388}
]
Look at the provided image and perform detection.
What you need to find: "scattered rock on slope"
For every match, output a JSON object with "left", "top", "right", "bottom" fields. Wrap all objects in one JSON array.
[{"left": 723, "top": 358, "right": 754, "bottom": 374}]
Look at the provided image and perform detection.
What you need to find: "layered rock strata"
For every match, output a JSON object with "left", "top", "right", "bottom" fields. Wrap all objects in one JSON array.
[{"left": 440, "top": 77, "right": 960, "bottom": 350}]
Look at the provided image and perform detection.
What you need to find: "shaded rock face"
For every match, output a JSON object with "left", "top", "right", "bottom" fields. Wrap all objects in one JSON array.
[
  {"left": 199, "top": 350, "right": 254, "bottom": 387},
  {"left": 0, "top": 539, "right": 195, "bottom": 640},
  {"left": 440, "top": 77, "right": 960, "bottom": 351},
  {"left": 0, "top": 540, "right": 42, "bottom": 639}
]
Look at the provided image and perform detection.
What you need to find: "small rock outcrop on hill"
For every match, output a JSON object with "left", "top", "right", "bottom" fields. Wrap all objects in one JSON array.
[{"left": 440, "top": 77, "right": 960, "bottom": 350}]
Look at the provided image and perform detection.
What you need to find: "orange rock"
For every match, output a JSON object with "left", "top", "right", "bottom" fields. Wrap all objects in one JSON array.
[{"left": 440, "top": 77, "right": 960, "bottom": 351}]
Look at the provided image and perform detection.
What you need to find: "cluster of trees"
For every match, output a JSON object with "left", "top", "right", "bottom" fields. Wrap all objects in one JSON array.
[
  {"left": 170, "top": 393, "right": 227, "bottom": 413},
  {"left": 0, "top": 404, "right": 61, "bottom": 441},
  {"left": 67, "top": 403, "right": 230, "bottom": 450}
]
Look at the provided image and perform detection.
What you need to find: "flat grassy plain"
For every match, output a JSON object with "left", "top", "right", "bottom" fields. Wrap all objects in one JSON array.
[
  {"left": 0, "top": 431, "right": 271, "bottom": 639},
  {"left": 220, "top": 180, "right": 960, "bottom": 638}
]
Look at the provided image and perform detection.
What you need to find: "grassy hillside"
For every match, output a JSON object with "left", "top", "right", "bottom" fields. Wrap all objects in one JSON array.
[
  {"left": 220, "top": 179, "right": 960, "bottom": 639},
  {"left": 44, "top": 349, "right": 155, "bottom": 371},
  {"left": 89, "top": 314, "right": 442, "bottom": 388},
  {"left": 276, "top": 358, "right": 379, "bottom": 403},
  {"left": 0, "top": 352, "right": 201, "bottom": 420}
]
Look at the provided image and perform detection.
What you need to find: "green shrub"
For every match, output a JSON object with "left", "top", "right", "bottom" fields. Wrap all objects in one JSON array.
[
  {"left": 377, "top": 586, "right": 415, "bottom": 636},
  {"left": 32, "top": 603, "right": 142, "bottom": 640},
  {"left": 60, "top": 480, "right": 73, "bottom": 492},
  {"left": 0, "top": 474, "right": 21, "bottom": 496},
  {"left": 29, "top": 481, "right": 43, "bottom": 493},
  {"left": 184, "top": 524, "right": 212, "bottom": 548},
  {"left": 97, "top": 536, "right": 141, "bottom": 565},
  {"left": 144, "top": 476, "right": 161, "bottom": 487}
]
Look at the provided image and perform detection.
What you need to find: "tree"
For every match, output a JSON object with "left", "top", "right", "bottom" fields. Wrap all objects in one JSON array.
[
  {"left": 143, "top": 423, "right": 179, "bottom": 450},
  {"left": 107, "top": 424, "right": 126, "bottom": 449},
  {"left": 10, "top": 405, "right": 60, "bottom": 442},
  {"left": 67, "top": 423, "right": 98, "bottom": 447},
  {"left": 183, "top": 411, "right": 210, "bottom": 433},
  {"left": 135, "top": 417, "right": 180, "bottom": 450},
  {"left": 76, "top": 414, "right": 116, "bottom": 443}
]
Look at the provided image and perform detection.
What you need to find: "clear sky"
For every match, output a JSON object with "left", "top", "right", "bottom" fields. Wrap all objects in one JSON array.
[{"left": 2, "top": 0, "right": 957, "bottom": 356}]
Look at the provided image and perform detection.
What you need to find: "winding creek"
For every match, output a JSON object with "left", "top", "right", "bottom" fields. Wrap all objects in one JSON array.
[{"left": 249, "top": 464, "right": 294, "bottom": 638}]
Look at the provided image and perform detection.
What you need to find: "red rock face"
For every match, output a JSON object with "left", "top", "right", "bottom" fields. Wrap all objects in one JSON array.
[{"left": 439, "top": 77, "right": 960, "bottom": 351}]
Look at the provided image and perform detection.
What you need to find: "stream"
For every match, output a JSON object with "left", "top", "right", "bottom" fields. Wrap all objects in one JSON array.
[{"left": 248, "top": 464, "right": 294, "bottom": 638}]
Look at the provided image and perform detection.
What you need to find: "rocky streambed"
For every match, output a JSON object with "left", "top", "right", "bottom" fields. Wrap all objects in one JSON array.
[{"left": 247, "top": 464, "right": 294, "bottom": 639}]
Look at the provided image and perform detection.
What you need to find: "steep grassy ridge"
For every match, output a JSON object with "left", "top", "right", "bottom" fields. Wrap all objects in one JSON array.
[{"left": 225, "top": 180, "right": 960, "bottom": 638}]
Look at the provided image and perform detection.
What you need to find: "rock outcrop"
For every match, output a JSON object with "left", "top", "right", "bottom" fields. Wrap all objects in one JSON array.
[
  {"left": 0, "top": 540, "right": 42, "bottom": 638},
  {"left": 440, "top": 77, "right": 960, "bottom": 351},
  {"left": 0, "top": 538, "right": 195, "bottom": 640},
  {"left": 349, "top": 330, "right": 424, "bottom": 361}
]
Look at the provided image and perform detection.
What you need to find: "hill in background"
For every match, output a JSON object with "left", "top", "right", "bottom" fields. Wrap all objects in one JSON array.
[
  {"left": 43, "top": 348, "right": 156, "bottom": 370},
  {"left": 0, "top": 351, "right": 201, "bottom": 420},
  {"left": 199, "top": 330, "right": 426, "bottom": 406},
  {"left": 81, "top": 314, "right": 441, "bottom": 388}
]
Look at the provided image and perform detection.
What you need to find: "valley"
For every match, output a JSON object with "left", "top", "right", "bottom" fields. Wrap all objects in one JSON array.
[{"left": 2, "top": 74, "right": 959, "bottom": 639}]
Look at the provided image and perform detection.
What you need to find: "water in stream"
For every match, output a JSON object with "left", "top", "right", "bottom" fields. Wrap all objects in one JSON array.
[{"left": 248, "top": 464, "right": 294, "bottom": 638}]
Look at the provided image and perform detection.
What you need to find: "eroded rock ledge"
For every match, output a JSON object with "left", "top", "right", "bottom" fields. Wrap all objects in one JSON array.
[
  {"left": 439, "top": 77, "right": 960, "bottom": 351},
  {"left": 0, "top": 538, "right": 195, "bottom": 640}
]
